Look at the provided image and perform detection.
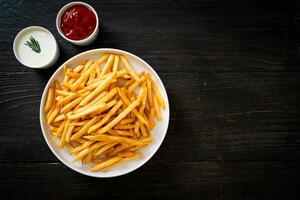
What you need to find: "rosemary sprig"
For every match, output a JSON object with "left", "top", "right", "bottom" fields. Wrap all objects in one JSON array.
[{"left": 25, "top": 36, "right": 41, "bottom": 53}]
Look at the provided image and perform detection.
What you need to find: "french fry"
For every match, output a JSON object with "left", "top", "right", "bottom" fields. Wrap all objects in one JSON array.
[
  {"left": 146, "top": 76, "right": 154, "bottom": 107},
  {"left": 127, "top": 75, "right": 146, "bottom": 93},
  {"left": 68, "top": 103, "right": 107, "bottom": 120},
  {"left": 70, "top": 60, "right": 94, "bottom": 91},
  {"left": 90, "top": 156, "right": 122, "bottom": 172},
  {"left": 60, "top": 96, "right": 84, "bottom": 113},
  {"left": 114, "top": 124, "right": 135, "bottom": 130},
  {"left": 140, "top": 124, "right": 148, "bottom": 137},
  {"left": 70, "top": 116, "right": 100, "bottom": 140},
  {"left": 70, "top": 140, "right": 94, "bottom": 154},
  {"left": 113, "top": 55, "right": 120, "bottom": 72},
  {"left": 120, "top": 55, "right": 140, "bottom": 81},
  {"left": 44, "top": 87, "right": 54, "bottom": 112},
  {"left": 100, "top": 153, "right": 142, "bottom": 172},
  {"left": 73, "top": 141, "right": 109, "bottom": 162},
  {"left": 97, "top": 99, "right": 140, "bottom": 134},
  {"left": 56, "top": 120, "right": 66, "bottom": 137},
  {"left": 100, "top": 54, "right": 115, "bottom": 78},
  {"left": 119, "top": 118, "right": 135, "bottom": 125},
  {"left": 118, "top": 88, "right": 148, "bottom": 126},
  {"left": 153, "top": 95, "right": 161, "bottom": 121},
  {"left": 57, "top": 93, "right": 78, "bottom": 107},
  {"left": 88, "top": 100, "right": 123, "bottom": 133},
  {"left": 84, "top": 134, "right": 140, "bottom": 145},
  {"left": 94, "top": 142, "right": 118, "bottom": 156},
  {"left": 60, "top": 120, "right": 70, "bottom": 147},
  {"left": 79, "top": 72, "right": 116, "bottom": 106},
  {"left": 148, "top": 74, "right": 165, "bottom": 109}
]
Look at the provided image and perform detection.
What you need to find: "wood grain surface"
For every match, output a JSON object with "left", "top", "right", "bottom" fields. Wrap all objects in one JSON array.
[{"left": 0, "top": 0, "right": 300, "bottom": 199}]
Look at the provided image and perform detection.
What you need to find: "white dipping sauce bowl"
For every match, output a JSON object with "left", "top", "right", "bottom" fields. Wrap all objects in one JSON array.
[
  {"left": 56, "top": 2, "right": 99, "bottom": 46},
  {"left": 13, "top": 26, "right": 59, "bottom": 69},
  {"left": 40, "top": 48, "right": 170, "bottom": 177}
]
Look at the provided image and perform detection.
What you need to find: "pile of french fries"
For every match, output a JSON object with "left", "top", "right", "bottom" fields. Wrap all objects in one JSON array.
[{"left": 44, "top": 54, "right": 165, "bottom": 172}]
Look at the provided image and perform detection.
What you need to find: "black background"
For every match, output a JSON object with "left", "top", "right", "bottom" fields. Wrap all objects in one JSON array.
[{"left": 1, "top": 0, "right": 300, "bottom": 199}]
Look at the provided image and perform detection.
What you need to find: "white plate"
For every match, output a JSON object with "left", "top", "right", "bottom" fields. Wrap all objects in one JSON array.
[{"left": 40, "top": 48, "right": 170, "bottom": 177}]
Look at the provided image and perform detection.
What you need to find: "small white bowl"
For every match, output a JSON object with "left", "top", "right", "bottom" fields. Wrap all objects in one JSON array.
[
  {"left": 13, "top": 26, "right": 59, "bottom": 69},
  {"left": 40, "top": 48, "right": 170, "bottom": 177},
  {"left": 56, "top": 2, "right": 99, "bottom": 46}
]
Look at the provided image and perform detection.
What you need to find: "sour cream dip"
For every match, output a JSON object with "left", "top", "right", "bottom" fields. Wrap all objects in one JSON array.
[{"left": 13, "top": 26, "right": 59, "bottom": 69}]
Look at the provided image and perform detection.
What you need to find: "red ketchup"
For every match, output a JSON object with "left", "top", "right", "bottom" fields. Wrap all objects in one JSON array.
[{"left": 60, "top": 5, "right": 96, "bottom": 40}]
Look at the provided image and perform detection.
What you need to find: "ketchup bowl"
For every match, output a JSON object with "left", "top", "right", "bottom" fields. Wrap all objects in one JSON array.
[{"left": 56, "top": 2, "right": 99, "bottom": 46}]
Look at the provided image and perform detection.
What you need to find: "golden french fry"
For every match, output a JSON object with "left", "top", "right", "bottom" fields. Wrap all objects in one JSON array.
[
  {"left": 44, "top": 87, "right": 54, "bottom": 112},
  {"left": 60, "top": 96, "right": 84, "bottom": 113},
  {"left": 47, "top": 107, "right": 59, "bottom": 124},
  {"left": 88, "top": 100, "right": 123, "bottom": 133},
  {"left": 73, "top": 141, "right": 109, "bottom": 162},
  {"left": 66, "top": 125, "right": 75, "bottom": 143},
  {"left": 114, "top": 124, "right": 135, "bottom": 129},
  {"left": 127, "top": 75, "right": 146, "bottom": 93},
  {"left": 70, "top": 60, "right": 94, "bottom": 91},
  {"left": 113, "top": 55, "right": 120, "bottom": 72},
  {"left": 73, "top": 64, "right": 84, "bottom": 73},
  {"left": 148, "top": 107, "right": 155, "bottom": 130},
  {"left": 57, "top": 93, "right": 78, "bottom": 107},
  {"left": 140, "top": 124, "right": 148, "bottom": 137},
  {"left": 79, "top": 72, "right": 116, "bottom": 106},
  {"left": 90, "top": 156, "right": 122, "bottom": 172},
  {"left": 70, "top": 116, "right": 100, "bottom": 140},
  {"left": 68, "top": 103, "right": 107, "bottom": 120},
  {"left": 53, "top": 114, "right": 66, "bottom": 122},
  {"left": 60, "top": 120, "right": 69, "bottom": 147},
  {"left": 146, "top": 76, "right": 154, "bottom": 107},
  {"left": 84, "top": 134, "right": 140, "bottom": 145},
  {"left": 118, "top": 88, "right": 148, "bottom": 126},
  {"left": 94, "top": 142, "right": 118, "bottom": 156},
  {"left": 100, "top": 153, "right": 142, "bottom": 172},
  {"left": 100, "top": 54, "right": 115, "bottom": 78},
  {"left": 119, "top": 118, "right": 135, "bottom": 125},
  {"left": 70, "top": 140, "right": 94, "bottom": 154},
  {"left": 56, "top": 120, "right": 66, "bottom": 137},
  {"left": 120, "top": 55, "right": 140, "bottom": 81},
  {"left": 153, "top": 95, "right": 161, "bottom": 121},
  {"left": 97, "top": 99, "right": 140, "bottom": 134},
  {"left": 148, "top": 74, "right": 165, "bottom": 109},
  {"left": 56, "top": 90, "right": 74, "bottom": 97}
]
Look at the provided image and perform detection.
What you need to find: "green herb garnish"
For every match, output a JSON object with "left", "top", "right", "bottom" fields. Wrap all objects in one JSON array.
[{"left": 25, "top": 36, "right": 41, "bottom": 53}]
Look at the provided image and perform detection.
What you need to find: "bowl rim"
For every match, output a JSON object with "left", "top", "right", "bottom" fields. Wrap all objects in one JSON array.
[
  {"left": 40, "top": 48, "right": 170, "bottom": 177},
  {"left": 56, "top": 1, "right": 99, "bottom": 44},
  {"left": 13, "top": 26, "right": 58, "bottom": 69}
]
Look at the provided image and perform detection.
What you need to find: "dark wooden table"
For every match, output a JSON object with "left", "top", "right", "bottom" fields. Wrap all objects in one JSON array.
[{"left": 1, "top": 0, "right": 300, "bottom": 199}]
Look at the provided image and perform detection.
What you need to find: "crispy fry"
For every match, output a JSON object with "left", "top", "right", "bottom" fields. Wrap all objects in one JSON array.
[
  {"left": 88, "top": 100, "right": 123, "bottom": 133},
  {"left": 90, "top": 156, "right": 122, "bottom": 172},
  {"left": 127, "top": 75, "right": 146, "bottom": 93},
  {"left": 79, "top": 72, "right": 116, "bottom": 106},
  {"left": 153, "top": 95, "right": 161, "bottom": 121},
  {"left": 113, "top": 55, "right": 120, "bottom": 72},
  {"left": 148, "top": 74, "right": 165, "bottom": 109},
  {"left": 68, "top": 103, "right": 107, "bottom": 120},
  {"left": 100, "top": 153, "right": 142, "bottom": 172},
  {"left": 44, "top": 86, "right": 54, "bottom": 112},
  {"left": 120, "top": 55, "right": 140, "bottom": 81},
  {"left": 97, "top": 99, "right": 140, "bottom": 134},
  {"left": 70, "top": 116, "right": 100, "bottom": 140},
  {"left": 118, "top": 88, "right": 148, "bottom": 126},
  {"left": 100, "top": 54, "right": 115, "bottom": 78}
]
